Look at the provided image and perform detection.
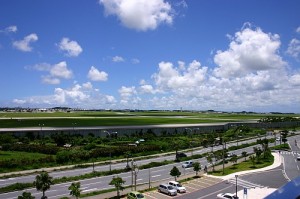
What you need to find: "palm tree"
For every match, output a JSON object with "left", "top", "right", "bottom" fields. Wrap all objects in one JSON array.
[
  {"left": 33, "top": 171, "right": 53, "bottom": 199},
  {"left": 253, "top": 147, "right": 262, "bottom": 162},
  {"left": 18, "top": 192, "right": 35, "bottom": 199},
  {"left": 230, "top": 154, "right": 238, "bottom": 168},
  {"left": 173, "top": 140, "right": 181, "bottom": 162},
  {"left": 193, "top": 162, "right": 201, "bottom": 176},
  {"left": 170, "top": 166, "right": 181, "bottom": 181},
  {"left": 249, "top": 155, "right": 256, "bottom": 167},
  {"left": 206, "top": 153, "right": 214, "bottom": 172},
  {"left": 242, "top": 151, "right": 247, "bottom": 161},
  {"left": 68, "top": 182, "right": 81, "bottom": 199},
  {"left": 109, "top": 176, "right": 125, "bottom": 197}
]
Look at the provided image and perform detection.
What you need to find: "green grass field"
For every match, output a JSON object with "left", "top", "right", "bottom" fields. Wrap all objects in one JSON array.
[
  {"left": 0, "top": 151, "right": 49, "bottom": 161},
  {"left": 210, "top": 156, "right": 274, "bottom": 176},
  {"left": 0, "top": 111, "right": 299, "bottom": 128}
]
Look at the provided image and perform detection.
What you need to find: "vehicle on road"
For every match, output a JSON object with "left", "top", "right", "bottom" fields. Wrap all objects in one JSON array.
[
  {"left": 227, "top": 152, "right": 235, "bottom": 157},
  {"left": 297, "top": 156, "right": 300, "bottom": 161},
  {"left": 127, "top": 191, "right": 146, "bottom": 199},
  {"left": 182, "top": 161, "right": 193, "bottom": 168},
  {"left": 217, "top": 192, "right": 237, "bottom": 199},
  {"left": 158, "top": 184, "right": 177, "bottom": 196},
  {"left": 176, "top": 152, "right": 187, "bottom": 158},
  {"left": 168, "top": 181, "right": 186, "bottom": 193}
]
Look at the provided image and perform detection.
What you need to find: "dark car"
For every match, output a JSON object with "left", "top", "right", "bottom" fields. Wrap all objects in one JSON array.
[{"left": 176, "top": 152, "right": 187, "bottom": 158}]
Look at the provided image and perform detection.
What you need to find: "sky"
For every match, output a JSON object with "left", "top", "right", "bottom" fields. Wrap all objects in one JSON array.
[{"left": 1, "top": 0, "right": 300, "bottom": 113}]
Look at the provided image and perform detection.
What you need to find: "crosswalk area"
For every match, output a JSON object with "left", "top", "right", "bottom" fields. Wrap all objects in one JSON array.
[
  {"left": 280, "top": 151, "right": 300, "bottom": 155},
  {"left": 227, "top": 178, "right": 265, "bottom": 189}
]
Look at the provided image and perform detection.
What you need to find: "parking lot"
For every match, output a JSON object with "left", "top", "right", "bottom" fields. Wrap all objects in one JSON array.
[{"left": 136, "top": 176, "right": 223, "bottom": 199}]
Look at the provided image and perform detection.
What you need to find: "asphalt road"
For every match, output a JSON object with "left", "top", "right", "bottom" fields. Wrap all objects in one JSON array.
[
  {"left": 1, "top": 134, "right": 299, "bottom": 199},
  {"left": 174, "top": 136, "right": 300, "bottom": 199}
]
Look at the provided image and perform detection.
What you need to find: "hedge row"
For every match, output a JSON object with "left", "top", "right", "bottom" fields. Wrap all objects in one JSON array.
[
  {"left": 1, "top": 143, "right": 59, "bottom": 155},
  {"left": 0, "top": 156, "right": 55, "bottom": 169}
]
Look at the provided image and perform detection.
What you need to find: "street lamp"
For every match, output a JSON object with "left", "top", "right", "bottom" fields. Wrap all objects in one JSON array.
[
  {"left": 72, "top": 123, "right": 77, "bottom": 134},
  {"left": 185, "top": 128, "right": 194, "bottom": 156},
  {"left": 39, "top": 123, "right": 44, "bottom": 137},
  {"left": 235, "top": 175, "right": 238, "bottom": 199},
  {"left": 131, "top": 159, "right": 139, "bottom": 191},
  {"left": 222, "top": 140, "right": 225, "bottom": 175},
  {"left": 125, "top": 152, "right": 131, "bottom": 170}
]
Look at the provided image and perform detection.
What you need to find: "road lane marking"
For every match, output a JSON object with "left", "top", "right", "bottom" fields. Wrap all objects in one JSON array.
[
  {"left": 143, "top": 193, "right": 157, "bottom": 199},
  {"left": 152, "top": 175, "right": 161, "bottom": 178},
  {"left": 197, "top": 184, "right": 233, "bottom": 199},
  {"left": 82, "top": 188, "right": 98, "bottom": 193},
  {"left": 51, "top": 193, "right": 68, "bottom": 198},
  {"left": 281, "top": 156, "right": 291, "bottom": 181}
]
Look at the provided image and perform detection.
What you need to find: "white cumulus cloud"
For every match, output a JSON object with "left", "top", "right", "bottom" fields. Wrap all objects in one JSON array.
[
  {"left": 87, "top": 66, "right": 108, "bottom": 81},
  {"left": 99, "top": 0, "right": 173, "bottom": 31},
  {"left": 0, "top": 25, "right": 17, "bottom": 33},
  {"left": 112, "top": 56, "right": 125, "bottom": 62},
  {"left": 13, "top": 82, "right": 117, "bottom": 108},
  {"left": 152, "top": 60, "right": 207, "bottom": 93},
  {"left": 118, "top": 86, "right": 137, "bottom": 99},
  {"left": 13, "top": 33, "right": 38, "bottom": 52},
  {"left": 5, "top": 25, "right": 17, "bottom": 33},
  {"left": 131, "top": 58, "right": 140, "bottom": 64},
  {"left": 213, "top": 25, "right": 286, "bottom": 78},
  {"left": 58, "top": 37, "right": 83, "bottom": 57},
  {"left": 27, "top": 61, "right": 73, "bottom": 84},
  {"left": 50, "top": 61, "right": 73, "bottom": 79},
  {"left": 12, "top": 99, "right": 26, "bottom": 104},
  {"left": 287, "top": 38, "right": 300, "bottom": 60}
]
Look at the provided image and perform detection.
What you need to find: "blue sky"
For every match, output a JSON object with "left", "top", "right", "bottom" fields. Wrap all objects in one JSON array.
[{"left": 1, "top": 0, "right": 300, "bottom": 113}]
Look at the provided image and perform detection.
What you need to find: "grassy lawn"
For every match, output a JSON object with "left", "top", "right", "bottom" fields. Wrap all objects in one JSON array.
[
  {"left": 0, "top": 117, "right": 235, "bottom": 128},
  {"left": 0, "top": 111, "right": 299, "bottom": 128},
  {"left": 0, "top": 151, "right": 49, "bottom": 161},
  {"left": 209, "top": 156, "right": 274, "bottom": 176}
]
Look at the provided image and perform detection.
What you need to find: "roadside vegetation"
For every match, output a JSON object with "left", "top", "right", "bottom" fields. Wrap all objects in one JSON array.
[
  {"left": 0, "top": 119, "right": 297, "bottom": 173},
  {"left": 0, "top": 111, "right": 298, "bottom": 198}
]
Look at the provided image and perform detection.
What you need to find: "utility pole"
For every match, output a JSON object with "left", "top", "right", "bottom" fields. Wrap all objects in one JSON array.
[
  {"left": 109, "top": 152, "right": 112, "bottom": 172},
  {"left": 222, "top": 141, "right": 225, "bottom": 175},
  {"left": 131, "top": 160, "right": 139, "bottom": 191},
  {"left": 131, "top": 159, "right": 134, "bottom": 191},
  {"left": 235, "top": 175, "right": 238, "bottom": 199},
  {"left": 148, "top": 168, "right": 151, "bottom": 189}
]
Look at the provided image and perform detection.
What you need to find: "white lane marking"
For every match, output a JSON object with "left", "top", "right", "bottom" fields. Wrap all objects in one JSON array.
[
  {"left": 281, "top": 156, "right": 291, "bottom": 181},
  {"left": 197, "top": 184, "right": 233, "bottom": 199},
  {"left": 152, "top": 175, "right": 161, "bottom": 178},
  {"left": 81, "top": 188, "right": 98, "bottom": 193},
  {"left": 51, "top": 193, "right": 68, "bottom": 198}
]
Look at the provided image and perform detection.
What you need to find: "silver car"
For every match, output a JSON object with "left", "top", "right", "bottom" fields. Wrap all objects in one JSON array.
[
  {"left": 182, "top": 161, "right": 193, "bottom": 168},
  {"left": 168, "top": 181, "right": 186, "bottom": 193},
  {"left": 158, "top": 184, "right": 177, "bottom": 196}
]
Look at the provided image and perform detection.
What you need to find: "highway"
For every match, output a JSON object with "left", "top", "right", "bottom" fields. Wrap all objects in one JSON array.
[{"left": 0, "top": 134, "right": 299, "bottom": 199}]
